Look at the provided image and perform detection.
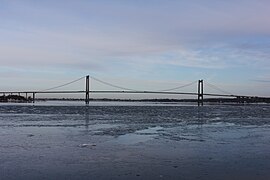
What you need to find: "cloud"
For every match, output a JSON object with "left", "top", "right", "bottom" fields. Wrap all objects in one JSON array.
[
  {"left": 251, "top": 80, "right": 270, "bottom": 83},
  {"left": 1, "top": 26, "right": 270, "bottom": 72},
  {"left": 1, "top": 0, "right": 270, "bottom": 85}
]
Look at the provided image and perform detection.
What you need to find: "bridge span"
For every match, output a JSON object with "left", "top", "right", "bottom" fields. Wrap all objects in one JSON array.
[{"left": 0, "top": 75, "right": 267, "bottom": 106}]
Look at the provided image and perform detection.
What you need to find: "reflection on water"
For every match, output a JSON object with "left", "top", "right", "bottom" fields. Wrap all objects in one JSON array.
[{"left": 84, "top": 106, "right": 90, "bottom": 130}]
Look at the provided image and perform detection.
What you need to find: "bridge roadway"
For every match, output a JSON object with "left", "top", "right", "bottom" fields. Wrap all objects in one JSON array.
[{"left": 0, "top": 90, "right": 239, "bottom": 98}]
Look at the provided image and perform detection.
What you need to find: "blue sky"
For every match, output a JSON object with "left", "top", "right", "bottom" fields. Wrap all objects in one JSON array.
[{"left": 0, "top": 0, "right": 270, "bottom": 98}]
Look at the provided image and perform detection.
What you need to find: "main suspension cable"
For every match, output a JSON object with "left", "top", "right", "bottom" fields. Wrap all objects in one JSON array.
[
  {"left": 158, "top": 81, "right": 197, "bottom": 92},
  {"left": 205, "top": 81, "right": 233, "bottom": 95},
  {"left": 39, "top": 76, "right": 85, "bottom": 92},
  {"left": 90, "top": 76, "right": 138, "bottom": 91}
]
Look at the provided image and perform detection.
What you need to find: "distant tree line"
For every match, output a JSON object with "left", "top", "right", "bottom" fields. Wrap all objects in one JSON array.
[{"left": 0, "top": 95, "right": 29, "bottom": 102}]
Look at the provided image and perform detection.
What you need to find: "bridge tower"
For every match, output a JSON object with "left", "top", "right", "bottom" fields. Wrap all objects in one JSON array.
[
  {"left": 85, "top": 75, "right": 90, "bottom": 105},
  {"left": 198, "top": 80, "right": 203, "bottom": 106}
]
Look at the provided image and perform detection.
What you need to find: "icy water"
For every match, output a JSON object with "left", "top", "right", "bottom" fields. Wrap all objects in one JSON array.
[{"left": 1, "top": 101, "right": 270, "bottom": 180}]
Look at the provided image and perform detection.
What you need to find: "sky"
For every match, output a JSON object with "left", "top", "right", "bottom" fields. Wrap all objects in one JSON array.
[{"left": 0, "top": 0, "right": 270, "bottom": 98}]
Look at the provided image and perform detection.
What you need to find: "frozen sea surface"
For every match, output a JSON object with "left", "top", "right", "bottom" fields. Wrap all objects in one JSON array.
[{"left": 0, "top": 101, "right": 270, "bottom": 180}]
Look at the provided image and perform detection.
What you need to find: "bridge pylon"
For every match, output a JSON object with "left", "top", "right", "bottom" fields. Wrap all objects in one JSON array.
[
  {"left": 198, "top": 80, "right": 203, "bottom": 106},
  {"left": 85, "top": 75, "right": 90, "bottom": 105}
]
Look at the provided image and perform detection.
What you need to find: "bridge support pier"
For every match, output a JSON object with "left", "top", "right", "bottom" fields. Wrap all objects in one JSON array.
[
  {"left": 198, "top": 80, "right": 203, "bottom": 106},
  {"left": 32, "top": 93, "right": 35, "bottom": 103},
  {"left": 85, "top": 75, "right": 90, "bottom": 105}
]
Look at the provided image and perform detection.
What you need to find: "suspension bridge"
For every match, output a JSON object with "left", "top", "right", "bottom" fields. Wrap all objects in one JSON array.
[{"left": 0, "top": 75, "right": 267, "bottom": 106}]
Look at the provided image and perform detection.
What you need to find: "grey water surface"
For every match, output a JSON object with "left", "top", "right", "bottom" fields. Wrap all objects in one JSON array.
[{"left": 0, "top": 101, "right": 270, "bottom": 180}]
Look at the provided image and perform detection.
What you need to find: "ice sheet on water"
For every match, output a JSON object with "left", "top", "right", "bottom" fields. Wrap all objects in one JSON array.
[
  {"left": 0, "top": 103, "right": 270, "bottom": 133},
  {"left": 136, "top": 126, "right": 164, "bottom": 134},
  {"left": 115, "top": 126, "right": 164, "bottom": 145},
  {"left": 1, "top": 102, "right": 270, "bottom": 180}
]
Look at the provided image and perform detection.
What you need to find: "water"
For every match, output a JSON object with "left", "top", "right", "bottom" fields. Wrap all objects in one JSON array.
[{"left": 0, "top": 101, "right": 270, "bottom": 179}]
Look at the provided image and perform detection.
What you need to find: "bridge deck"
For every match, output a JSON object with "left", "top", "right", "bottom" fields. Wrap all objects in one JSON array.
[{"left": 0, "top": 90, "right": 237, "bottom": 98}]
